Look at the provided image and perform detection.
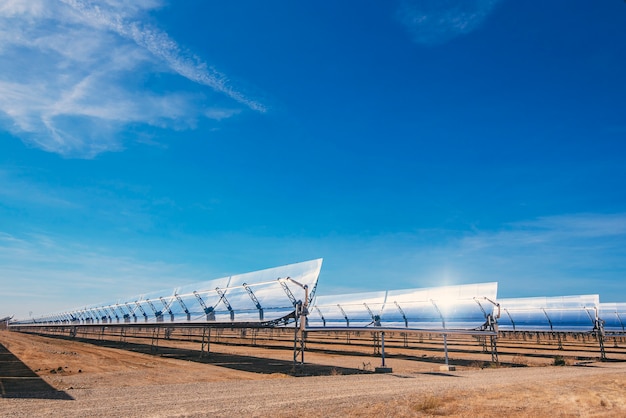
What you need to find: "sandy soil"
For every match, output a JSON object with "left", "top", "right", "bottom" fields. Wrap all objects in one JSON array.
[{"left": 1, "top": 329, "right": 626, "bottom": 417}]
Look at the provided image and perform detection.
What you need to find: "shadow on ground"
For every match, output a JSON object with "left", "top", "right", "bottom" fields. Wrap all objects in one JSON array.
[
  {"left": 37, "top": 334, "right": 370, "bottom": 377},
  {"left": 0, "top": 343, "right": 73, "bottom": 400}
]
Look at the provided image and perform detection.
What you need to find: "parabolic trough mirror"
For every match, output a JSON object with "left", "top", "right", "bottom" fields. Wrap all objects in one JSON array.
[
  {"left": 11, "top": 258, "right": 323, "bottom": 327},
  {"left": 497, "top": 295, "right": 601, "bottom": 332},
  {"left": 308, "top": 282, "right": 499, "bottom": 331},
  {"left": 599, "top": 302, "right": 626, "bottom": 333},
  {"left": 9, "top": 260, "right": 623, "bottom": 367}
]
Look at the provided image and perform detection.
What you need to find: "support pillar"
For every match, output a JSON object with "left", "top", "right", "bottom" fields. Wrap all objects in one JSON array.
[
  {"left": 200, "top": 327, "right": 211, "bottom": 358},
  {"left": 150, "top": 327, "right": 160, "bottom": 353},
  {"left": 375, "top": 331, "right": 392, "bottom": 373},
  {"left": 293, "top": 307, "right": 306, "bottom": 368}
]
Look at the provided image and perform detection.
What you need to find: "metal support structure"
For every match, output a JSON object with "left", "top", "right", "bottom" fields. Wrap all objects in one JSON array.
[
  {"left": 116, "top": 304, "right": 131, "bottom": 323},
  {"left": 503, "top": 308, "right": 516, "bottom": 331},
  {"left": 541, "top": 308, "right": 554, "bottom": 331},
  {"left": 134, "top": 301, "right": 149, "bottom": 322},
  {"left": 363, "top": 303, "right": 381, "bottom": 327},
  {"left": 103, "top": 306, "right": 118, "bottom": 323},
  {"left": 314, "top": 306, "right": 326, "bottom": 327},
  {"left": 430, "top": 299, "right": 449, "bottom": 366},
  {"left": 292, "top": 300, "right": 308, "bottom": 367},
  {"left": 557, "top": 332, "right": 563, "bottom": 350},
  {"left": 282, "top": 278, "right": 309, "bottom": 368},
  {"left": 159, "top": 297, "right": 175, "bottom": 322},
  {"left": 476, "top": 297, "right": 500, "bottom": 363},
  {"left": 278, "top": 278, "right": 297, "bottom": 306},
  {"left": 307, "top": 281, "right": 318, "bottom": 305},
  {"left": 114, "top": 304, "right": 125, "bottom": 321},
  {"left": 193, "top": 291, "right": 216, "bottom": 321},
  {"left": 381, "top": 331, "right": 386, "bottom": 367},
  {"left": 80, "top": 309, "right": 90, "bottom": 324},
  {"left": 215, "top": 287, "right": 235, "bottom": 321},
  {"left": 594, "top": 317, "right": 607, "bottom": 361},
  {"left": 243, "top": 283, "right": 264, "bottom": 321},
  {"left": 95, "top": 308, "right": 107, "bottom": 323},
  {"left": 124, "top": 303, "right": 138, "bottom": 322},
  {"left": 200, "top": 327, "right": 211, "bottom": 358},
  {"left": 150, "top": 327, "right": 160, "bottom": 353},
  {"left": 615, "top": 311, "right": 624, "bottom": 332},
  {"left": 91, "top": 308, "right": 102, "bottom": 323},
  {"left": 145, "top": 299, "right": 163, "bottom": 322},
  {"left": 485, "top": 314, "right": 499, "bottom": 363},
  {"left": 337, "top": 304, "right": 350, "bottom": 327},
  {"left": 83, "top": 310, "right": 92, "bottom": 324},
  {"left": 175, "top": 294, "right": 192, "bottom": 321},
  {"left": 394, "top": 301, "right": 408, "bottom": 328},
  {"left": 372, "top": 331, "right": 380, "bottom": 355}
]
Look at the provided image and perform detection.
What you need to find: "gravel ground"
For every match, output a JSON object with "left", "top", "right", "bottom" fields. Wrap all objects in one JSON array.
[
  {"left": 2, "top": 330, "right": 626, "bottom": 417},
  {"left": 3, "top": 362, "right": 626, "bottom": 417}
]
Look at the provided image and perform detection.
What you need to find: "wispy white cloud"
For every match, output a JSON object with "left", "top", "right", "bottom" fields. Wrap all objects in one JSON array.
[
  {"left": 397, "top": 0, "right": 500, "bottom": 46},
  {"left": 61, "top": 0, "right": 266, "bottom": 112},
  {"left": 512, "top": 213, "right": 626, "bottom": 239},
  {"left": 0, "top": 0, "right": 264, "bottom": 158},
  {"left": 457, "top": 213, "right": 626, "bottom": 255}
]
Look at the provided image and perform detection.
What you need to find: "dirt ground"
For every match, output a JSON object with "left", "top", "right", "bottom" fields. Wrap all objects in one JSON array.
[{"left": 1, "top": 329, "right": 626, "bottom": 417}]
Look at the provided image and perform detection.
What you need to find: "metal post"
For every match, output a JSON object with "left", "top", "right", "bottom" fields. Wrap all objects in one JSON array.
[
  {"left": 374, "top": 330, "right": 392, "bottom": 373},
  {"left": 151, "top": 327, "right": 160, "bottom": 353},
  {"left": 430, "top": 299, "right": 452, "bottom": 370},
  {"left": 373, "top": 332, "right": 380, "bottom": 355},
  {"left": 284, "top": 278, "right": 309, "bottom": 370},
  {"left": 595, "top": 317, "right": 606, "bottom": 361},
  {"left": 381, "top": 331, "right": 386, "bottom": 367},
  {"left": 200, "top": 327, "right": 211, "bottom": 358}
]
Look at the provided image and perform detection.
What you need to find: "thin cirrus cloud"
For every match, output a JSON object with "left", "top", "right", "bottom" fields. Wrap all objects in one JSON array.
[
  {"left": 397, "top": 0, "right": 501, "bottom": 46},
  {"left": 0, "top": 0, "right": 264, "bottom": 158},
  {"left": 446, "top": 213, "right": 626, "bottom": 294},
  {"left": 458, "top": 213, "right": 626, "bottom": 254},
  {"left": 313, "top": 213, "right": 626, "bottom": 293}
]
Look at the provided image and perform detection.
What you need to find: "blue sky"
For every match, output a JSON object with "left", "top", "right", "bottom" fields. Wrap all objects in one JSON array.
[{"left": 1, "top": 0, "right": 626, "bottom": 319}]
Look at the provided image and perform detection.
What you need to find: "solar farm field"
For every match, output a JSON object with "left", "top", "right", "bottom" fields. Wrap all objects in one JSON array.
[{"left": 2, "top": 329, "right": 626, "bottom": 417}]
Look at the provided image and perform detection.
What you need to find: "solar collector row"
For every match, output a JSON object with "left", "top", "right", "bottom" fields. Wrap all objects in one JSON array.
[{"left": 8, "top": 259, "right": 625, "bottom": 335}]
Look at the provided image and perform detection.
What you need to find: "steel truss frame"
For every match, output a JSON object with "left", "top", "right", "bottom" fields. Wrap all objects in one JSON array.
[{"left": 497, "top": 295, "right": 607, "bottom": 360}]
